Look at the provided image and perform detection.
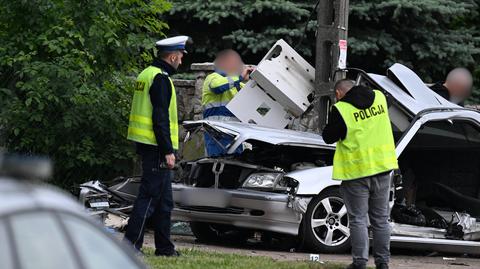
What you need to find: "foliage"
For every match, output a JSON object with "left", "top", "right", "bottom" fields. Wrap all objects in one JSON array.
[
  {"left": 168, "top": 0, "right": 317, "bottom": 65},
  {"left": 168, "top": 0, "right": 480, "bottom": 103},
  {"left": 144, "top": 248, "right": 349, "bottom": 269},
  {"left": 0, "top": 0, "right": 171, "bottom": 187},
  {"left": 470, "top": 0, "right": 480, "bottom": 104},
  {"left": 348, "top": 0, "right": 479, "bottom": 83}
]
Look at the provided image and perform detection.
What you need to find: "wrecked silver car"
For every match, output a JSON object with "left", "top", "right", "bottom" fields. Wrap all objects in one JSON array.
[
  {"left": 78, "top": 63, "right": 480, "bottom": 255},
  {"left": 172, "top": 63, "right": 480, "bottom": 255}
]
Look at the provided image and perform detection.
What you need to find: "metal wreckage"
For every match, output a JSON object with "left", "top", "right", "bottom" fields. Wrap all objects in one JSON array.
[{"left": 80, "top": 40, "right": 480, "bottom": 254}]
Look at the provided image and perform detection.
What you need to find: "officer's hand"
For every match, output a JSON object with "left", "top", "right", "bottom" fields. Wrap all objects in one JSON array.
[
  {"left": 165, "top": 153, "right": 175, "bottom": 169},
  {"left": 241, "top": 67, "right": 255, "bottom": 81}
]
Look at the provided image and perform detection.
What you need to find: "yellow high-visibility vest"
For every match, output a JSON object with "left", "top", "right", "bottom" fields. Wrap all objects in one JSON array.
[
  {"left": 332, "top": 90, "right": 398, "bottom": 180},
  {"left": 202, "top": 72, "right": 243, "bottom": 117},
  {"left": 127, "top": 66, "right": 179, "bottom": 149}
]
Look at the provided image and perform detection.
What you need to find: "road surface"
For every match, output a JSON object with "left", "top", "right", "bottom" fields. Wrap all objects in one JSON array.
[{"left": 141, "top": 232, "right": 480, "bottom": 269}]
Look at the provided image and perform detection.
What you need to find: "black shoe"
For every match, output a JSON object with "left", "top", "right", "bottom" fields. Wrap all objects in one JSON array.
[
  {"left": 376, "top": 263, "right": 389, "bottom": 269},
  {"left": 346, "top": 263, "right": 366, "bottom": 269},
  {"left": 155, "top": 250, "right": 180, "bottom": 257}
]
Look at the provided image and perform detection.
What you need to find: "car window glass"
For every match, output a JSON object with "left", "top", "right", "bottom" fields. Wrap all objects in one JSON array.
[
  {"left": 0, "top": 220, "right": 13, "bottom": 269},
  {"left": 183, "top": 128, "right": 206, "bottom": 160},
  {"left": 10, "top": 212, "right": 78, "bottom": 269},
  {"left": 410, "top": 120, "right": 480, "bottom": 148},
  {"left": 62, "top": 215, "right": 141, "bottom": 269}
]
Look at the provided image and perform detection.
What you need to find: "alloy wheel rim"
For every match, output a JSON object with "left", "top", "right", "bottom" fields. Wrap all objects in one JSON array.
[{"left": 310, "top": 196, "right": 350, "bottom": 246}]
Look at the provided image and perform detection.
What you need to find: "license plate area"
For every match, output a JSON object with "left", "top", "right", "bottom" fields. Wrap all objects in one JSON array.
[
  {"left": 88, "top": 194, "right": 110, "bottom": 209},
  {"left": 179, "top": 188, "right": 231, "bottom": 208}
]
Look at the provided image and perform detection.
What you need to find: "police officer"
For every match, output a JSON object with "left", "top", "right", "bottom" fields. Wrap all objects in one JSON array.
[
  {"left": 201, "top": 49, "right": 253, "bottom": 156},
  {"left": 322, "top": 80, "right": 398, "bottom": 269},
  {"left": 430, "top": 67, "right": 473, "bottom": 106},
  {"left": 124, "top": 36, "right": 190, "bottom": 256}
]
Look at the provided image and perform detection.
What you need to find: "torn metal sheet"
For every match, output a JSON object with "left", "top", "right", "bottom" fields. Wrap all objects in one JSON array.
[
  {"left": 104, "top": 213, "right": 129, "bottom": 230},
  {"left": 251, "top": 39, "right": 315, "bottom": 117},
  {"left": 227, "top": 39, "right": 315, "bottom": 128},
  {"left": 391, "top": 222, "right": 448, "bottom": 239},
  {"left": 449, "top": 212, "right": 480, "bottom": 241},
  {"left": 226, "top": 81, "right": 293, "bottom": 128},
  {"left": 290, "top": 196, "right": 312, "bottom": 215}
]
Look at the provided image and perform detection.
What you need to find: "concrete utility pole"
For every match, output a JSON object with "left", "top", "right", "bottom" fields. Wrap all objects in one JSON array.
[{"left": 315, "top": 0, "right": 349, "bottom": 131}]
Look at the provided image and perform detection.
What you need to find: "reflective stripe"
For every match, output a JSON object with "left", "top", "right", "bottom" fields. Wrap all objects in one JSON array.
[
  {"left": 203, "top": 101, "right": 229, "bottom": 110},
  {"left": 133, "top": 197, "right": 153, "bottom": 247},
  {"left": 127, "top": 127, "right": 155, "bottom": 140},
  {"left": 202, "top": 72, "right": 240, "bottom": 107},
  {"left": 129, "top": 115, "right": 153, "bottom": 126},
  {"left": 334, "top": 144, "right": 396, "bottom": 164},
  {"left": 227, "top": 76, "right": 234, "bottom": 89}
]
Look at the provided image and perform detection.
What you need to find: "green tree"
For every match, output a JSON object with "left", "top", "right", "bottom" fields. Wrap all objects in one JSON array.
[
  {"left": 0, "top": 0, "right": 171, "bottom": 187},
  {"left": 349, "top": 0, "right": 479, "bottom": 84},
  {"left": 469, "top": 0, "right": 480, "bottom": 104},
  {"left": 167, "top": 0, "right": 480, "bottom": 103},
  {"left": 168, "top": 0, "right": 317, "bottom": 65}
]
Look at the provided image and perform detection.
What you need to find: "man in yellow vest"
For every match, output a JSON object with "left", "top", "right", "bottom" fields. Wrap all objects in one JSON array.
[
  {"left": 202, "top": 49, "right": 253, "bottom": 156},
  {"left": 124, "top": 35, "right": 190, "bottom": 256},
  {"left": 322, "top": 80, "right": 398, "bottom": 269}
]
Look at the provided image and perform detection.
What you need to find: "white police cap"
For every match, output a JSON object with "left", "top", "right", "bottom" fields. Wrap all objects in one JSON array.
[{"left": 156, "top": 35, "right": 190, "bottom": 53}]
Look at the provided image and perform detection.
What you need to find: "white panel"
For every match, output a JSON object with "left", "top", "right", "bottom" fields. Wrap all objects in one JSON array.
[
  {"left": 251, "top": 39, "right": 315, "bottom": 117},
  {"left": 226, "top": 81, "right": 293, "bottom": 129}
]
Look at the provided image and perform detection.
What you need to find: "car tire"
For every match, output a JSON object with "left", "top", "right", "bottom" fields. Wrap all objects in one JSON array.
[
  {"left": 190, "top": 222, "right": 252, "bottom": 243},
  {"left": 303, "top": 188, "right": 350, "bottom": 253}
]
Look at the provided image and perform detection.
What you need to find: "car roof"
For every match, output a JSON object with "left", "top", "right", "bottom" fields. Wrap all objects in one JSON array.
[
  {"left": 184, "top": 120, "right": 333, "bottom": 149},
  {"left": 368, "top": 63, "right": 459, "bottom": 115},
  {"left": 0, "top": 178, "right": 86, "bottom": 217}
]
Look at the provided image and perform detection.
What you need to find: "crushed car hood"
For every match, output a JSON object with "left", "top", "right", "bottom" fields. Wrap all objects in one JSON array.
[
  {"left": 368, "top": 63, "right": 459, "bottom": 115},
  {"left": 183, "top": 120, "right": 332, "bottom": 151}
]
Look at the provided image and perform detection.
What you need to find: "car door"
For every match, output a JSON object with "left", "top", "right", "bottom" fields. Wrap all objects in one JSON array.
[{"left": 394, "top": 110, "right": 480, "bottom": 157}]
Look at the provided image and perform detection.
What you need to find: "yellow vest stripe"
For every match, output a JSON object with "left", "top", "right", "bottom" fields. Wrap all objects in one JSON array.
[
  {"left": 129, "top": 115, "right": 153, "bottom": 126},
  {"left": 127, "top": 127, "right": 155, "bottom": 140},
  {"left": 202, "top": 72, "right": 241, "bottom": 106}
]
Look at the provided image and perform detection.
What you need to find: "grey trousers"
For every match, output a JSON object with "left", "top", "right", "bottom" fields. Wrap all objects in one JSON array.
[{"left": 340, "top": 171, "right": 392, "bottom": 266}]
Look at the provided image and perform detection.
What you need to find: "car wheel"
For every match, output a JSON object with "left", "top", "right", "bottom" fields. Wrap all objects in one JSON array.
[
  {"left": 303, "top": 188, "right": 350, "bottom": 253},
  {"left": 190, "top": 222, "right": 252, "bottom": 243}
]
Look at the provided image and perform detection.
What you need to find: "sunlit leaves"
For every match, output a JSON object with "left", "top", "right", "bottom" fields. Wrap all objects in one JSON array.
[{"left": 0, "top": 0, "right": 171, "bottom": 187}]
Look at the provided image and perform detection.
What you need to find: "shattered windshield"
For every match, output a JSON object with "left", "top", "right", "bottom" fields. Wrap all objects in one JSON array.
[{"left": 182, "top": 123, "right": 240, "bottom": 160}]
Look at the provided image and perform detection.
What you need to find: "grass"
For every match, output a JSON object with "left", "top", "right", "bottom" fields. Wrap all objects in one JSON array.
[{"left": 143, "top": 248, "right": 348, "bottom": 269}]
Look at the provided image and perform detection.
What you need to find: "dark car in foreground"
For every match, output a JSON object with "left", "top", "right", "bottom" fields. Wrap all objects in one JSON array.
[{"left": 0, "top": 155, "right": 145, "bottom": 269}]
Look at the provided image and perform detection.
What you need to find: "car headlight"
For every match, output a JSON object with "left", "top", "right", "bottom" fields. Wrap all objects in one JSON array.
[{"left": 242, "top": 173, "right": 287, "bottom": 191}]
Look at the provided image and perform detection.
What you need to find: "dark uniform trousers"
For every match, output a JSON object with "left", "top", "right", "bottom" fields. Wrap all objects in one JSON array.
[{"left": 124, "top": 147, "right": 175, "bottom": 254}]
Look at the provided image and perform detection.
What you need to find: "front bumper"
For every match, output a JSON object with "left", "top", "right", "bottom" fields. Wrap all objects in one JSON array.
[{"left": 172, "top": 184, "right": 303, "bottom": 235}]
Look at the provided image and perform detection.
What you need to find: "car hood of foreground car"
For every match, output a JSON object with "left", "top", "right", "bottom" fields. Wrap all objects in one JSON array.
[{"left": 183, "top": 120, "right": 333, "bottom": 151}]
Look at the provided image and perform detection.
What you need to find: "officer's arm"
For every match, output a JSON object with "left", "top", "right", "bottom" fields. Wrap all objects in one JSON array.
[
  {"left": 429, "top": 83, "right": 450, "bottom": 100},
  {"left": 322, "top": 106, "right": 347, "bottom": 144},
  {"left": 150, "top": 74, "right": 174, "bottom": 155},
  {"left": 209, "top": 75, "right": 243, "bottom": 94}
]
